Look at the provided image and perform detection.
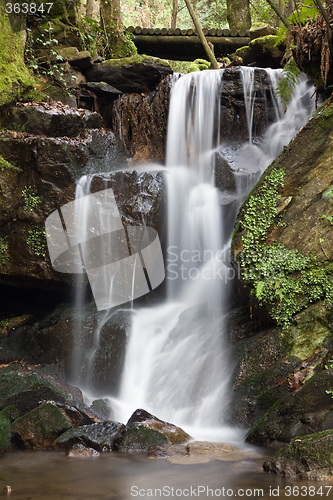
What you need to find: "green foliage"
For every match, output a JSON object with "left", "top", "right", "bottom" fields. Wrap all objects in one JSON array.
[
  {"left": 25, "top": 24, "right": 69, "bottom": 90},
  {"left": 188, "top": 58, "right": 210, "bottom": 72},
  {"left": 22, "top": 186, "right": 42, "bottom": 211},
  {"left": 27, "top": 224, "right": 47, "bottom": 258},
  {"left": 275, "top": 56, "right": 301, "bottom": 108},
  {"left": 240, "top": 166, "right": 333, "bottom": 326},
  {"left": 288, "top": 0, "right": 319, "bottom": 26},
  {"left": 0, "top": 237, "right": 8, "bottom": 268},
  {"left": 322, "top": 214, "right": 333, "bottom": 226},
  {"left": 250, "top": 0, "right": 279, "bottom": 27}
]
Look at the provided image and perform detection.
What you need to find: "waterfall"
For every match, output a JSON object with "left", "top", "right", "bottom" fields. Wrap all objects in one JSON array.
[{"left": 71, "top": 68, "right": 316, "bottom": 441}]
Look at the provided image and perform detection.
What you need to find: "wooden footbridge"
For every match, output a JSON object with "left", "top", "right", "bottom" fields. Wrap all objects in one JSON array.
[{"left": 126, "top": 26, "right": 250, "bottom": 61}]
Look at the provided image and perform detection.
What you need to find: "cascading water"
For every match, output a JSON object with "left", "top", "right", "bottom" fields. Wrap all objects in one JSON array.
[{"left": 73, "top": 67, "right": 316, "bottom": 441}]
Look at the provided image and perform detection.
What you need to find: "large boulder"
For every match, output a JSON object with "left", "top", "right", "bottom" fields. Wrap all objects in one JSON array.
[
  {"left": 263, "top": 430, "right": 333, "bottom": 480},
  {"left": 115, "top": 409, "right": 191, "bottom": 453},
  {"left": 12, "top": 401, "right": 73, "bottom": 449},
  {"left": 83, "top": 55, "right": 173, "bottom": 94},
  {"left": 54, "top": 421, "right": 124, "bottom": 452}
]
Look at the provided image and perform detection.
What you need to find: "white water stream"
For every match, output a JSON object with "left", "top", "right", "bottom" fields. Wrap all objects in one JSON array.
[{"left": 74, "top": 68, "right": 315, "bottom": 441}]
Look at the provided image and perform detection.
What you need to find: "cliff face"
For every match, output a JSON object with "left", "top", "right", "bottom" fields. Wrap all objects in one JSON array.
[{"left": 230, "top": 97, "right": 333, "bottom": 448}]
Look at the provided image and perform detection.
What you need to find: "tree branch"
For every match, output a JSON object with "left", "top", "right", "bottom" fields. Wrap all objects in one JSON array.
[
  {"left": 264, "top": 0, "right": 291, "bottom": 28},
  {"left": 183, "top": 0, "right": 219, "bottom": 69}
]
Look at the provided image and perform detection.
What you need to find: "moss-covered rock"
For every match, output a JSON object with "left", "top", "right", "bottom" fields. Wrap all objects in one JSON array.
[
  {"left": 0, "top": 5, "right": 37, "bottom": 107},
  {"left": 117, "top": 426, "right": 169, "bottom": 453},
  {"left": 234, "top": 35, "right": 284, "bottom": 68},
  {"left": 232, "top": 99, "right": 333, "bottom": 326},
  {"left": 84, "top": 54, "right": 173, "bottom": 94},
  {"left": 246, "top": 368, "right": 333, "bottom": 445},
  {"left": 263, "top": 430, "right": 333, "bottom": 479},
  {"left": 12, "top": 401, "right": 72, "bottom": 449}
]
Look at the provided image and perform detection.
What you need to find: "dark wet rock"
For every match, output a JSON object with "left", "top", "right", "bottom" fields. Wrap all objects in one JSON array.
[
  {"left": 90, "top": 399, "right": 113, "bottom": 421},
  {"left": 85, "top": 82, "right": 123, "bottom": 96},
  {"left": 220, "top": 67, "right": 279, "bottom": 141},
  {"left": 3, "top": 102, "right": 102, "bottom": 137},
  {"left": 110, "top": 76, "right": 171, "bottom": 163},
  {"left": 55, "top": 421, "right": 124, "bottom": 452},
  {"left": 12, "top": 401, "right": 72, "bottom": 449},
  {"left": 215, "top": 153, "right": 236, "bottom": 192},
  {"left": 263, "top": 430, "right": 333, "bottom": 480},
  {"left": 229, "top": 303, "right": 333, "bottom": 427},
  {"left": 0, "top": 306, "right": 130, "bottom": 394},
  {"left": 84, "top": 55, "right": 173, "bottom": 94},
  {"left": 246, "top": 368, "right": 333, "bottom": 445},
  {"left": 234, "top": 36, "right": 284, "bottom": 68}
]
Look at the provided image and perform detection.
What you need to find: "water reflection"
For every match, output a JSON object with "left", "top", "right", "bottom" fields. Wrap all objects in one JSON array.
[{"left": 0, "top": 450, "right": 331, "bottom": 500}]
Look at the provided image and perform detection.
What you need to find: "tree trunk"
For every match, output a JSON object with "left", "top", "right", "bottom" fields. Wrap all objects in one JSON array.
[
  {"left": 171, "top": 0, "right": 178, "bottom": 29},
  {"left": 226, "top": 0, "right": 251, "bottom": 30},
  {"left": 100, "top": 0, "right": 122, "bottom": 29},
  {"left": 183, "top": 0, "right": 219, "bottom": 69},
  {"left": 86, "top": 0, "right": 100, "bottom": 19},
  {"left": 264, "top": 0, "right": 290, "bottom": 28}
]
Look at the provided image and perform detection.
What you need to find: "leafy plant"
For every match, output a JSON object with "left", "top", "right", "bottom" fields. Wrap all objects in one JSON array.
[
  {"left": 27, "top": 224, "right": 47, "bottom": 258},
  {"left": 322, "top": 214, "right": 333, "bottom": 226},
  {"left": 275, "top": 56, "right": 301, "bottom": 108},
  {"left": 22, "top": 186, "right": 42, "bottom": 211}
]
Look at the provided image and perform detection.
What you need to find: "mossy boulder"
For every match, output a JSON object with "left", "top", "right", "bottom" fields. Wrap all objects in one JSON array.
[
  {"left": 116, "top": 426, "right": 169, "bottom": 453},
  {"left": 84, "top": 55, "right": 173, "bottom": 93},
  {"left": 12, "top": 401, "right": 72, "bottom": 449},
  {"left": 0, "top": 363, "right": 84, "bottom": 416},
  {"left": 263, "top": 430, "right": 333, "bottom": 480},
  {"left": 116, "top": 408, "right": 191, "bottom": 453},
  {"left": 232, "top": 99, "right": 333, "bottom": 327},
  {"left": 234, "top": 35, "right": 284, "bottom": 68},
  {"left": 246, "top": 368, "right": 333, "bottom": 445},
  {"left": 231, "top": 302, "right": 333, "bottom": 425}
]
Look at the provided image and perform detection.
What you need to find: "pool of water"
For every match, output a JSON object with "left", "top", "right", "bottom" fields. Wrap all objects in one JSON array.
[{"left": 0, "top": 449, "right": 332, "bottom": 500}]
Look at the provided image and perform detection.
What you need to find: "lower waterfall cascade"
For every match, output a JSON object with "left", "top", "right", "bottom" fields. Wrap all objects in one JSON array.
[{"left": 73, "top": 67, "right": 316, "bottom": 441}]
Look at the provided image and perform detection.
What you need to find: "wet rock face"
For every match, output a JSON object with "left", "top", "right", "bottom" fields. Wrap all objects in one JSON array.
[
  {"left": 111, "top": 76, "right": 171, "bottom": 163},
  {"left": 0, "top": 305, "right": 131, "bottom": 395},
  {"left": 220, "top": 67, "right": 279, "bottom": 141},
  {"left": 263, "top": 430, "right": 333, "bottom": 480}
]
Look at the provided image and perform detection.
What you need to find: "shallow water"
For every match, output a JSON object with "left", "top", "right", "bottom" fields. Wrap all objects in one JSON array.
[{"left": 1, "top": 449, "right": 332, "bottom": 500}]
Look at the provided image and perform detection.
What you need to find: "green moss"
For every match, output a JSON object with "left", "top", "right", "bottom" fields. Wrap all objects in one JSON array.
[
  {"left": 278, "top": 430, "right": 333, "bottom": 468},
  {"left": 322, "top": 186, "right": 333, "bottom": 201},
  {"left": 188, "top": 59, "right": 211, "bottom": 73},
  {"left": 235, "top": 46, "right": 253, "bottom": 59},
  {"left": 0, "top": 8, "right": 36, "bottom": 106},
  {"left": 0, "top": 155, "right": 20, "bottom": 172},
  {"left": 238, "top": 165, "right": 333, "bottom": 326},
  {"left": 120, "top": 426, "right": 168, "bottom": 452},
  {"left": 102, "top": 54, "right": 171, "bottom": 69}
]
